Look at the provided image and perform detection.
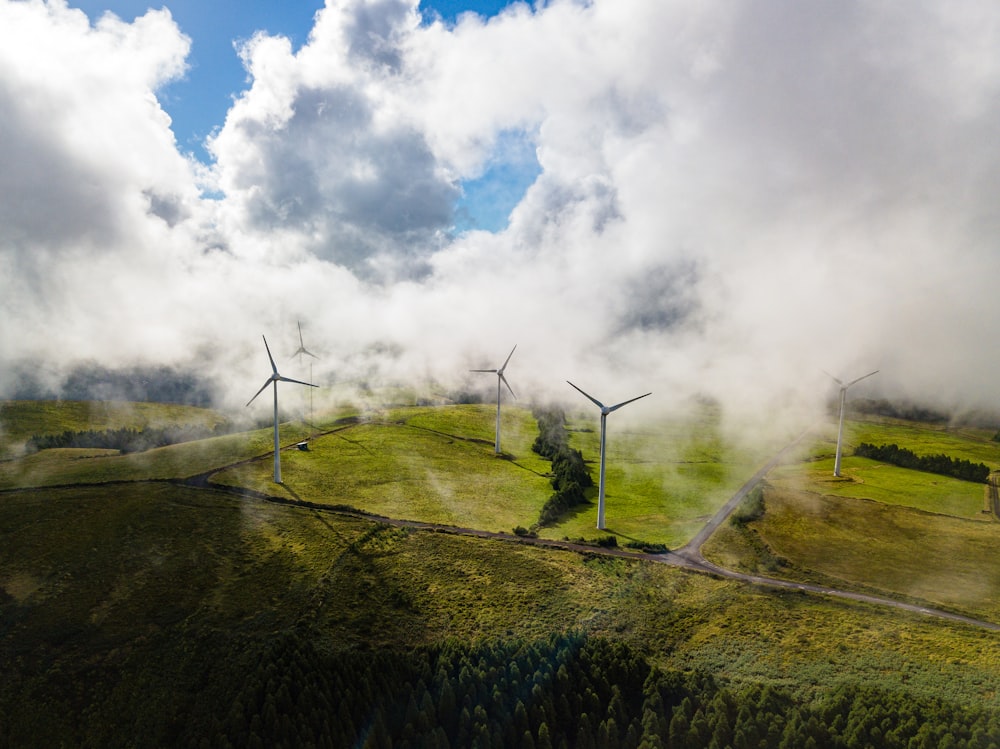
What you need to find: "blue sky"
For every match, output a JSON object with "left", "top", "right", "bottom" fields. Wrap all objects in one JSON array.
[{"left": 70, "top": 0, "right": 536, "bottom": 232}]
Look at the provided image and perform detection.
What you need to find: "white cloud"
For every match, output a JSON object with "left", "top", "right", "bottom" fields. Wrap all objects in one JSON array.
[{"left": 3, "top": 0, "right": 1000, "bottom": 428}]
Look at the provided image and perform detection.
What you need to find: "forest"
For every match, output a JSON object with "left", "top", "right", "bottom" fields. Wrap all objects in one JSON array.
[{"left": 5, "top": 629, "right": 996, "bottom": 748}]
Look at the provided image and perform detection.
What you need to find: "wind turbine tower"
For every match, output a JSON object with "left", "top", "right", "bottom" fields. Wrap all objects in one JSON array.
[
  {"left": 471, "top": 345, "right": 517, "bottom": 454},
  {"left": 291, "top": 320, "right": 319, "bottom": 429},
  {"left": 247, "top": 335, "right": 318, "bottom": 483},
  {"left": 826, "top": 369, "right": 879, "bottom": 478},
  {"left": 567, "top": 381, "right": 651, "bottom": 530}
]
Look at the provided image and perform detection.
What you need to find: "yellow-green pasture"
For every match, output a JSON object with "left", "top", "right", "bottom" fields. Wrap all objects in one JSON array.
[
  {"left": 549, "top": 405, "right": 795, "bottom": 548},
  {"left": 808, "top": 415, "right": 1000, "bottom": 470},
  {"left": 3, "top": 398, "right": 807, "bottom": 548},
  {"left": 768, "top": 457, "right": 989, "bottom": 519},
  {"left": 0, "top": 399, "right": 228, "bottom": 459},
  {"left": 715, "top": 486, "right": 1000, "bottom": 623},
  {"left": 0, "top": 424, "right": 314, "bottom": 490},
  {"left": 212, "top": 405, "right": 554, "bottom": 533}
]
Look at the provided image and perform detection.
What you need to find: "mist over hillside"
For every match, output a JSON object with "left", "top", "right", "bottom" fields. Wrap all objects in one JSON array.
[{"left": 6, "top": 361, "right": 218, "bottom": 407}]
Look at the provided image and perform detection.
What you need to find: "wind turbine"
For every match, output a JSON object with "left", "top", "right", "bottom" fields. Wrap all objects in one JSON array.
[
  {"left": 825, "top": 369, "right": 879, "bottom": 477},
  {"left": 470, "top": 345, "right": 517, "bottom": 454},
  {"left": 567, "top": 381, "right": 651, "bottom": 530},
  {"left": 247, "top": 335, "right": 317, "bottom": 483},
  {"left": 290, "top": 320, "right": 319, "bottom": 429},
  {"left": 291, "top": 320, "right": 318, "bottom": 362}
]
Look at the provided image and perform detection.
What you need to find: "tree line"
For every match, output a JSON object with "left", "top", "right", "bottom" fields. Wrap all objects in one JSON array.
[
  {"left": 531, "top": 407, "right": 594, "bottom": 527},
  {"left": 854, "top": 442, "right": 991, "bottom": 483},
  {"left": 26, "top": 423, "right": 228, "bottom": 454}
]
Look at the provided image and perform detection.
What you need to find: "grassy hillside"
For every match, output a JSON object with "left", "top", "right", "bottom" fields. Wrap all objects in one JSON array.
[
  {"left": 212, "top": 405, "right": 553, "bottom": 533},
  {"left": 707, "top": 486, "right": 1000, "bottom": 621},
  {"left": 0, "top": 424, "right": 310, "bottom": 489},
  {"left": 703, "top": 414, "right": 1000, "bottom": 622},
  {"left": 0, "top": 399, "right": 228, "bottom": 459},
  {"left": 557, "top": 403, "right": 794, "bottom": 547},
  {"left": 4, "top": 399, "right": 1000, "bottom": 745},
  {"left": 3, "top": 485, "right": 999, "bottom": 704}
]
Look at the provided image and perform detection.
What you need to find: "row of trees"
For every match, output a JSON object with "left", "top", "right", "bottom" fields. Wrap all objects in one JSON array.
[
  {"left": 531, "top": 407, "right": 594, "bottom": 526},
  {"left": 26, "top": 424, "right": 227, "bottom": 454},
  {"left": 854, "top": 442, "right": 991, "bottom": 483}
]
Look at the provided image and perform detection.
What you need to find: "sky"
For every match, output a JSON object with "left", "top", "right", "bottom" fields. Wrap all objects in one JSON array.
[{"left": 3, "top": 0, "right": 1000, "bottom": 431}]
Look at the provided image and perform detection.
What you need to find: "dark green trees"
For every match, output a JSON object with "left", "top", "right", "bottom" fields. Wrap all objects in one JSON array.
[{"left": 855, "top": 442, "right": 991, "bottom": 483}]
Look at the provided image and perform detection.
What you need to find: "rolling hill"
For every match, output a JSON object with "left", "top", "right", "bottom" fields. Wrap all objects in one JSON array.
[{"left": 2, "top": 398, "right": 999, "bottom": 746}]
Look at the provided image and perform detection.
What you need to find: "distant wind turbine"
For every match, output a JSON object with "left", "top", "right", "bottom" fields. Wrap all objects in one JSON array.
[
  {"left": 291, "top": 320, "right": 318, "bottom": 362},
  {"left": 825, "top": 369, "right": 879, "bottom": 477},
  {"left": 471, "top": 345, "right": 517, "bottom": 454},
  {"left": 247, "top": 335, "right": 317, "bottom": 483},
  {"left": 567, "top": 381, "right": 651, "bottom": 530},
  {"left": 291, "top": 320, "right": 319, "bottom": 429}
]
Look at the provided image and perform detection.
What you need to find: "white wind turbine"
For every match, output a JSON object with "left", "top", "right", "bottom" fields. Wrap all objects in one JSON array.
[
  {"left": 471, "top": 345, "right": 517, "bottom": 454},
  {"left": 290, "top": 320, "right": 319, "bottom": 429},
  {"left": 567, "top": 381, "right": 651, "bottom": 530},
  {"left": 825, "top": 369, "right": 879, "bottom": 477},
  {"left": 247, "top": 335, "right": 318, "bottom": 483}
]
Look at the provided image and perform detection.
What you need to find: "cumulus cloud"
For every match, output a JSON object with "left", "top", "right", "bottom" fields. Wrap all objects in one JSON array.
[{"left": 3, "top": 0, "right": 1000, "bottom": 429}]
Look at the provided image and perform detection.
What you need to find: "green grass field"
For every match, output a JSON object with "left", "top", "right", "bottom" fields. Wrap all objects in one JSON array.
[
  {"left": 702, "top": 414, "right": 1000, "bottom": 624},
  {"left": 0, "top": 399, "right": 228, "bottom": 459},
  {"left": 0, "top": 424, "right": 314, "bottom": 489},
  {"left": 802, "top": 415, "right": 1000, "bottom": 470},
  {"left": 769, "top": 457, "right": 989, "bottom": 519},
  {"left": 213, "top": 405, "right": 554, "bottom": 533},
  {"left": 708, "top": 486, "right": 1000, "bottom": 622},
  {"left": 552, "top": 405, "right": 794, "bottom": 547},
  {"left": 5, "top": 399, "right": 1000, "bottom": 745}
]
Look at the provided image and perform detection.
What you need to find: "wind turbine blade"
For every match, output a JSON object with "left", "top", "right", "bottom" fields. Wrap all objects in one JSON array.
[
  {"left": 499, "top": 344, "right": 517, "bottom": 373},
  {"left": 567, "top": 381, "right": 605, "bottom": 410},
  {"left": 500, "top": 373, "right": 516, "bottom": 400},
  {"left": 607, "top": 392, "right": 652, "bottom": 413},
  {"left": 277, "top": 375, "right": 318, "bottom": 388},
  {"left": 262, "top": 336, "right": 278, "bottom": 375},
  {"left": 821, "top": 370, "right": 844, "bottom": 386},
  {"left": 846, "top": 370, "right": 879, "bottom": 388},
  {"left": 298, "top": 320, "right": 306, "bottom": 348},
  {"left": 470, "top": 368, "right": 499, "bottom": 373},
  {"left": 246, "top": 379, "right": 272, "bottom": 407}
]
